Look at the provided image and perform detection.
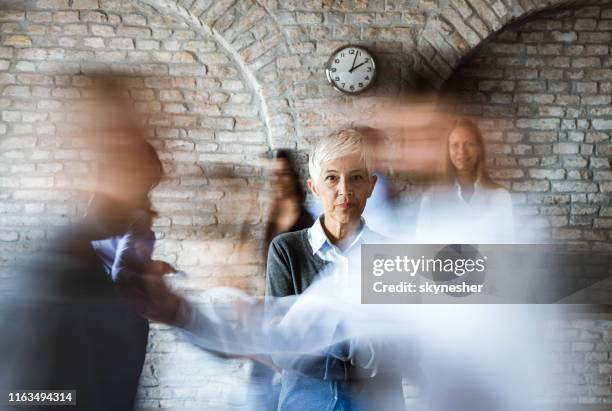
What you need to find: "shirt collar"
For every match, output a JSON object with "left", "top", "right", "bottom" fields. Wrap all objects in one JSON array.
[
  {"left": 454, "top": 179, "right": 483, "bottom": 201},
  {"left": 308, "top": 215, "right": 371, "bottom": 256}
]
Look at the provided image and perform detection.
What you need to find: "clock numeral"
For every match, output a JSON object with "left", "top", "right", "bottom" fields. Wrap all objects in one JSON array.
[
  {"left": 367, "top": 67, "right": 372, "bottom": 72},
  {"left": 341, "top": 83, "right": 345, "bottom": 88},
  {"left": 350, "top": 85, "right": 355, "bottom": 90},
  {"left": 335, "top": 76, "right": 340, "bottom": 81},
  {"left": 357, "top": 51, "right": 361, "bottom": 56},
  {"left": 334, "top": 58, "right": 340, "bottom": 63},
  {"left": 365, "top": 76, "right": 369, "bottom": 80},
  {"left": 341, "top": 52, "right": 345, "bottom": 57},
  {"left": 331, "top": 68, "right": 336, "bottom": 72},
  {"left": 349, "top": 49, "right": 355, "bottom": 54},
  {"left": 359, "top": 82, "right": 364, "bottom": 87},
  {"left": 364, "top": 58, "right": 369, "bottom": 62}
]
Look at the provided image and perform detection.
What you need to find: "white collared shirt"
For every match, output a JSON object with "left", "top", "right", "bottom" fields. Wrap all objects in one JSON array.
[
  {"left": 415, "top": 180, "right": 515, "bottom": 244},
  {"left": 307, "top": 216, "right": 383, "bottom": 287},
  {"left": 454, "top": 179, "right": 492, "bottom": 206}
]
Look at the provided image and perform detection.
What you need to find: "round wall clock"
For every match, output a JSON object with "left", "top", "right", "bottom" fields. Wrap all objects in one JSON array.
[{"left": 325, "top": 45, "right": 376, "bottom": 95}]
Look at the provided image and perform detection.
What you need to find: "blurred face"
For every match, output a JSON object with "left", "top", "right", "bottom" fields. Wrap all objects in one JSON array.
[
  {"left": 270, "top": 158, "right": 296, "bottom": 199},
  {"left": 307, "top": 152, "right": 376, "bottom": 226},
  {"left": 448, "top": 127, "right": 480, "bottom": 173},
  {"left": 87, "top": 169, "right": 157, "bottom": 232},
  {"left": 96, "top": 160, "right": 158, "bottom": 210},
  {"left": 85, "top": 192, "right": 132, "bottom": 237}
]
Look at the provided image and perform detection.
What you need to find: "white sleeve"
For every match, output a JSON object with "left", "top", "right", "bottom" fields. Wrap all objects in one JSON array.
[
  {"left": 176, "top": 297, "right": 268, "bottom": 355},
  {"left": 414, "top": 191, "right": 434, "bottom": 242},
  {"left": 490, "top": 189, "right": 515, "bottom": 243}
]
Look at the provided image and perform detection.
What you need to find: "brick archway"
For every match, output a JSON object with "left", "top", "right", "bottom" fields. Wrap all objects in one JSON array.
[
  {"left": 141, "top": 0, "right": 296, "bottom": 148},
  {"left": 416, "top": 0, "right": 612, "bottom": 87},
  {"left": 442, "top": 1, "right": 612, "bottom": 249},
  {"left": 141, "top": 0, "right": 612, "bottom": 136}
]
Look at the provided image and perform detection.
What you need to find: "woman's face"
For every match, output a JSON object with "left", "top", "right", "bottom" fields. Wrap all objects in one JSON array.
[
  {"left": 448, "top": 127, "right": 480, "bottom": 173},
  {"left": 271, "top": 158, "right": 296, "bottom": 199},
  {"left": 308, "top": 152, "right": 376, "bottom": 226}
]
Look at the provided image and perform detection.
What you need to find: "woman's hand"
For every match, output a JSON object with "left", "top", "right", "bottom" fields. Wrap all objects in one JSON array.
[{"left": 146, "top": 260, "right": 177, "bottom": 276}]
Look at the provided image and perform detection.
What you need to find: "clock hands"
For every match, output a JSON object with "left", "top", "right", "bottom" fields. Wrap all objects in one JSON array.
[
  {"left": 327, "top": 47, "right": 374, "bottom": 94},
  {"left": 349, "top": 52, "right": 358, "bottom": 72},
  {"left": 349, "top": 61, "right": 367, "bottom": 73}
]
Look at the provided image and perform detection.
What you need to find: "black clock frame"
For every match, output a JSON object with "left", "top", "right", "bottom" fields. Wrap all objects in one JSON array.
[{"left": 325, "top": 44, "right": 377, "bottom": 96}]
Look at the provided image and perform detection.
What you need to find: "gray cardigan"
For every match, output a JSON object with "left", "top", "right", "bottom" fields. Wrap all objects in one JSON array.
[
  {"left": 266, "top": 228, "right": 331, "bottom": 298},
  {"left": 264, "top": 227, "right": 406, "bottom": 411}
]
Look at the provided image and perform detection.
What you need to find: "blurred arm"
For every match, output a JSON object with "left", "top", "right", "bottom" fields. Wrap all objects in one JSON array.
[
  {"left": 265, "top": 240, "right": 351, "bottom": 380},
  {"left": 112, "top": 213, "right": 155, "bottom": 283}
]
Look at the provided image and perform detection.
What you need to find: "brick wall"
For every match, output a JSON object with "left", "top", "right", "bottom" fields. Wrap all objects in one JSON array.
[
  {"left": 0, "top": 1, "right": 268, "bottom": 408},
  {"left": 445, "top": 3, "right": 612, "bottom": 404},
  {"left": 1, "top": 0, "right": 611, "bottom": 408},
  {"left": 447, "top": 4, "right": 612, "bottom": 250},
  {"left": 546, "top": 318, "right": 612, "bottom": 403}
]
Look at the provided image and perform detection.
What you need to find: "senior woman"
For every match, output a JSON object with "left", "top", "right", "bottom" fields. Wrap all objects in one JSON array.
[
  {"left": 119, "top": 129, "right": 405, "bottom": 410},
  {"left": 266, "top": 128, "right": 405, "bottom": 411}
]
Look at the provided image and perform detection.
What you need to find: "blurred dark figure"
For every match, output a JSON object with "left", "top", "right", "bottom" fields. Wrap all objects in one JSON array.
[
  {"left": 0, "top": 74, "right": 170, "bottom": 411},
  {"left": 251, "top": 149, "right": 314, "bottom": 411},
  {"left": 265, "top": 150, "right": 314, "bottom": 247},
  {"left": 355, "top": 126, "right": 402, "bottom": 238},
  {"left": 89, "top": 140, "right": 172, "bottom": 286}
]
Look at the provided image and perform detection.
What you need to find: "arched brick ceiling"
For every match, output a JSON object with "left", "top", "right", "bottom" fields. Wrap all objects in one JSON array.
[
  {"left": 417, "top": 0, "right": 612, "bottom": 87},
  {"left": 141, "top": 0, "right": 295, "bottom": 148},
  {"left": 140, "top": 0, "right": 612, "bottom": 127}
]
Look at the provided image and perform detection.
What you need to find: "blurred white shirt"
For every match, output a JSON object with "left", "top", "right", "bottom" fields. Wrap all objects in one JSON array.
[{"left": 415, "top": 180, "right": 515, "bottom": 244}]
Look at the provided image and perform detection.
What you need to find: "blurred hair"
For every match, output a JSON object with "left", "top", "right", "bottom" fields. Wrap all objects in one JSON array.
[
  {"left": 308, "top": 128, "right": 374, "bottom": 181},
  {"left": 135, "top": 140, "right": 164, "bottom": 216},
  {"left": 271, "top": 149, "right": 305, "bottom": 203},
  {"left": 88, "top": 72, "right": 164, "bottom": 216},
  {"left": 96, "top": 137, "right": 164, "bottom": 217},
  {"left": 352, "top": 126, "right": 387, "bottom": 146},
  {"left": 442, "top": 117, "right": 501, "bottom": 189}
]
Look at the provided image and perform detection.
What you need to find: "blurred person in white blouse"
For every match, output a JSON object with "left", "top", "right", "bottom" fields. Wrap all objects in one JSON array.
[{"left": 415, "top": 117, "right": 514, "bottom": 244}]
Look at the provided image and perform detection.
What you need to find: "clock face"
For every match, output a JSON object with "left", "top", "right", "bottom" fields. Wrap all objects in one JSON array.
[{"left": 326, "top": 46, "right": 376, "bottom": 95}]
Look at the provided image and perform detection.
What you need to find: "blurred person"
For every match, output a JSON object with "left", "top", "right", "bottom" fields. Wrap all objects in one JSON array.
[
  {"left": 266, "top": 128, "right": 405, "bottom": 411},
  {"left": 0, "top": 74, "right": 171, "bottom": 411},
  {"left": 361, "top": 92, "right": 449, "bottom": 181},
  {"left": 415, "top": 117, "right": 514, "bottom": 243},
  {"left": 89, "top": 142, "right": 170, "bottom": 282},
  {"left": 265, "top": 149, "right": 314, "bottom": 248},
  {"left": 83, "top": 137, "right": 172, "bottom": 407},
  {"left": 251, "top": 149, "right": 314, "bottom": 411},
  {"left": 353, "top": 126, "right": 402, "bottom": 239},
  {"left": 120, "top": 262, "right": 549, "bottom": 411}
]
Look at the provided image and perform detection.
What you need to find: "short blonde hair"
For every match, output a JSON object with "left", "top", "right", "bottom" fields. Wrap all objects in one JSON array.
[{"left": 308, "top": 128, "right": 373, "bottom": 181}]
